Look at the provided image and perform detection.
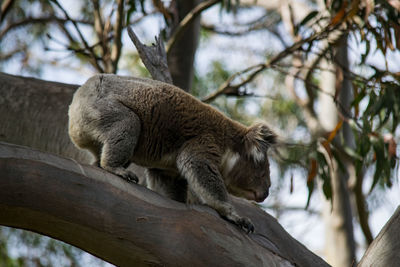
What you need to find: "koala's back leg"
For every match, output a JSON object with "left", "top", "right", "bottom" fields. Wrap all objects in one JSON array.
[
  {"left": 84, "top": 140, "right": 101, "bottom": 167},
  {"left": 146, "top": 168, "right": 187, "bottom": 202},
  {"left": 97, "top": 99, "right": 141, "bottom": 183}
]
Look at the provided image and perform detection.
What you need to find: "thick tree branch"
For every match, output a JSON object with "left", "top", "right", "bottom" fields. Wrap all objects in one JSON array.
[
  {"left": 358, "top": 206, "right": 400, "bottom": 267},
  {"left": 0, "top": 142, "right": 329, "bottom": 267}
]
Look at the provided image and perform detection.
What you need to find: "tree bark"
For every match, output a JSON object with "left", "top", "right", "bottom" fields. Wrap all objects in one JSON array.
[
  {"left": 167, "top": 0, "right": 200, "bottom": 92},
  {"left": 319, "top": 35, "right": 356, "bottom": 266},
  {"left": 0, "top": 142, "right": 329, "bottom": 267},
  {"left": 358, "top": 206, "right": 400, "bottom": 267},
  {"left": 0, "top": 72, "right": 89, "bottom": 163},
  {"left": 127, "top": 28, "right": 173, "bottom": 84}
]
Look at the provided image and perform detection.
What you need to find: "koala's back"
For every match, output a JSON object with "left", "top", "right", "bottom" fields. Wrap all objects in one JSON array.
[{"left": 69, "top": 74, "right": 235, "bottom": 165}]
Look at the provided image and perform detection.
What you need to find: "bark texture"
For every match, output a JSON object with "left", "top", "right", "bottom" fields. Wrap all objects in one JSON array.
[
  {"left": 167, "top": 0, "right": 200, "bottom": 91},
  {"left": 0, "top": 142, "right": 329, "bottom": 267},
  {"left": 127, "top": 27, "right": 173, "bottom": 84},
  {"left": 319, "top": 36, "right": 356, "bottom": 266},
  {"left": 0, "top": 72, "right": 147, "bottom": 179},
  {"left": 358, "top": 206, "right": 400, "bottom": 267},
  {"left": 0, "top": 72, "right": 88, "bottom": 163}
]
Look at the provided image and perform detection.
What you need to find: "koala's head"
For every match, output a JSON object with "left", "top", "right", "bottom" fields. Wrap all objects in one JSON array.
[{"left": 222, "top": 123, "right": 277, "bottom": 203}]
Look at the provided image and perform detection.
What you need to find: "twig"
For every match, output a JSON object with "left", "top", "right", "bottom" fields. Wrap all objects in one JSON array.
[
  {"left": 166, "top": 0, "right": 220, "bottom": 53},
  {"left": 0, "top": 16, "right": 92, "bottom": 39},
  {"left": 202, "top": 23, "right": 343, "bottom": 103},
  {"left": 47, "top": 33, "right": 111, "bottom": 61},
  {"left": 127, "top": 11, "right": 157, "bottom": 26},
  {"left": 201, "top": 15, "right": 279, "bottom": 36},
  {"left": 273, "top": 64, "right": 363, "bottom": 130},
  {"left": 127, "top": 26, "right": 172, "bottom": 84},
  {"left": 0, "top": 46, "right": 25, "bottom": 60},
  {"left": 50, "top": 0, "right": 104, "bottom": 72},
  {"left": 202, "top": 63, "right": 265, "bottom": 102}
]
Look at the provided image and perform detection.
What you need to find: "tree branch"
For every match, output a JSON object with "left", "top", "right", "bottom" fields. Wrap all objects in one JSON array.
[
  {"left": 92, "top": 0, "right": 106, "bottom": 56},
  {"left": 0, "top": 0, "right": 15, "bottom": 22},
  {"left": 0, "top": 141, "right": 329, "bottom": 267},
  {"left": 359, "top": 206, "right": 400, "bottom": 267},
  {"left": 353, "top": 171, "right": 374, "bottom": 245},
  {"left": 127, "top": 27, "right": 173, "bottom": 84},
  {"left": 50, "top": 0, "right": 104, "bottom": 72},
  {"left": 0, "top": 16, "right": 91, "bottom": 40},
  {"left": 92, "top": 0, "right": 104, "bottom": 39},
  {"left": 202, "top": 24, "right": 343, "bottom": 103},
  {"left": 200, "top": 14, "right": 279, "bottom": 36}
]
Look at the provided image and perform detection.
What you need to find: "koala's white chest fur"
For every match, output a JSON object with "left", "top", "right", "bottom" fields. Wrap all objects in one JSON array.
[{"left": 220, "top": 149, "right": 240, "bottom": 177}]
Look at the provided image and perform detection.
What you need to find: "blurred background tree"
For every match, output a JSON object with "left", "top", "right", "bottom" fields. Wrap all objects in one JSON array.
[{"left": 0, "top": 0, "right": 399, "bottom": 266}]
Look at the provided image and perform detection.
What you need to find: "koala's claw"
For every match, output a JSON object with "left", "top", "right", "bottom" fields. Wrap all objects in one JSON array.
[
  {"left": 121, "top": 171, "right": 139, "bottom": 183},
  {"left": 234, "top": 216, "right": 255, "bottom": 234},
  {"left": 108, "top": 167, "right": 139, "bottom": 183}
]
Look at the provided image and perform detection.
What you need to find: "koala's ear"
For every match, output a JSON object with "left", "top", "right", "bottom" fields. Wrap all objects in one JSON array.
[{"left": 243, "top": 123, "right": 277, "bottom": 161}]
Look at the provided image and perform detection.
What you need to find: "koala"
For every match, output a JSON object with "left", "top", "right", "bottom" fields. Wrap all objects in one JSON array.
[{"left": 68, "top": 74, "right": 276, "bottom": 233}]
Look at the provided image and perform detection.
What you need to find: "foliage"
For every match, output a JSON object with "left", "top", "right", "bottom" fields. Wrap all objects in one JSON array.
[
  {"left": 0, "top": 227, "right": 106, "bottom": 267},
  {"left": 272, "top": 0, "right": 400, "bottom": 203},
  {"left": 193, "top": 60, "right": 253, "bottom": 124}
]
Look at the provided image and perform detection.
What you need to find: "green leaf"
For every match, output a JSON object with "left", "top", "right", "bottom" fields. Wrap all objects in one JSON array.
[
  {"left": 294, "top": 10, "right": 318, "bottom": 35},
  {"left": 322, "top": 174, "right": 332, "bottom": 200},
  {"left": 317, "top": 151, "right": 332, "bottom": 201},
  {"left": 370, "top": 138, "right": 385, "bottom": 192},
  {"left": 126, "top": 0, "right": 137, "bottom": 25},
  {"left": 305, "top": 179, "right": 314, "bottom": 209},
  {"left": 358, "top": 133, "right": 371, "bottom": 158},
  {"left": 361, "top": 39, "right": 370, "bottom": 64},
  {"left": 343, "top": 146, "right": 363, "bottom": 161},
  {"left": 300, "top": 11, "right": 319, "bottom": 27}
]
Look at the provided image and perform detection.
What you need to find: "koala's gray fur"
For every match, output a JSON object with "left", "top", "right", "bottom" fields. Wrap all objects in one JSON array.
[{"left": 68, "top": 74, "right": 276, "bottom": 232}]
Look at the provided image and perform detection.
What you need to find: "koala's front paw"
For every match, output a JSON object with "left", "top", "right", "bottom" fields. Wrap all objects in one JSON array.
[
  {"left": 120, "top": 170, "right": 139, "bottom": 183},
  {"left": 106, "top": 167, "right": 139, "bottom": 183},
  {"left": 235, "top": 216, "right": 255, "bottom": 234},
  {"left": 218, "top": 204, "right": 255, "bottom": 233}
]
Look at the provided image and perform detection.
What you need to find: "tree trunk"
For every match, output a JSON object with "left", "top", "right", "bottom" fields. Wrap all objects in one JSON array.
[
  {"left": 0, "top": 142, "right": 329, "bottom": 267},
  {"left": 167, "top": 0, "right": 201, "bottom": 92},
  {"left": 319, "top": 35, "right": 356, "bottom": 266}
]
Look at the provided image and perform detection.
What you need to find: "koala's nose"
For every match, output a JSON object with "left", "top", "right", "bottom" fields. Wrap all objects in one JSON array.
[{"left": 256, "top": 189, "right": 269, "bottom": 202}]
